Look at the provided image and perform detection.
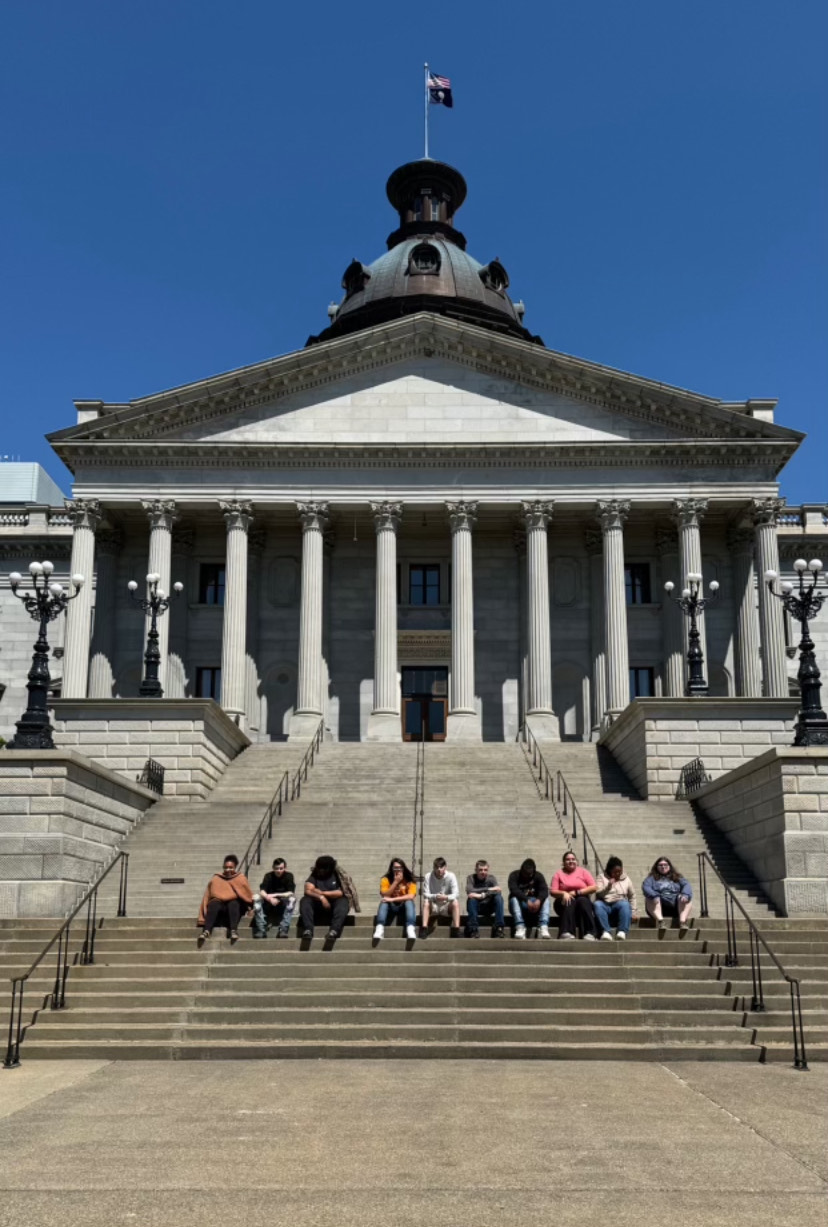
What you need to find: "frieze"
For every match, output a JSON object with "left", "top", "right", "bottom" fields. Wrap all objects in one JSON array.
[
  {"left": 0, "top": 540, "right": 72, "bottom": 560},
  {"left": 398, "top": 630, "right": 451, "bottom": 662}
]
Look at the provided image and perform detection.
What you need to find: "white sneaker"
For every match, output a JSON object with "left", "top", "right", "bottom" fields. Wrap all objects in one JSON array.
[
  {"left": 372, "top": 924, "right": 384, "bottom": 940},
  {"left": 600, "top": 931, "right": 613, "bottom": 941},
  {"left": 514, "top": 925, "right": 527, "bottom": 940},
  {"left": 583, "top": 933, "right": 596, "bottom": 941},
  {"left": 539, "top": 925, "right": 551, "bottom": 939},
  {"left": 559, "top": 932, "right": 576, "bottom": 940},
  {"left": 615, "top": 931, "right": 627, "bottom": 941},
  {"left": 405, "top": 924, "right": 417, "bottom": 940}
]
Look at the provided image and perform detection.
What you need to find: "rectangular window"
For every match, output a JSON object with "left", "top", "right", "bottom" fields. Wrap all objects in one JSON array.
[
  {"left": 625, "top": 563, "right": 652, "bottom": 605},
  {"left": 198, "top": 564, "right": 225, "bottom": 606},
  {"left": 430, "top": 197, "right": 441, "bottom": 221},
  {"left": 409, "top": 564, "right": 441, "bottom": 606},
  {"left": 196, "top": 667, "right": 222, "bottom": 701},
  {"left": 629, "top": 667, "right": 655, "bottom": 699}
]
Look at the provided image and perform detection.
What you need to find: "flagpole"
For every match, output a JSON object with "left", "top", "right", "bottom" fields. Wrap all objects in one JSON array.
[{"left": 424, "top": 62, "right": 429, "bottom": 159}]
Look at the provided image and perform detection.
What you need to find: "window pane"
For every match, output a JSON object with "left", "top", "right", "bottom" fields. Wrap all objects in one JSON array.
[
  {"left": 409, "top": 564, "right": 440, "bottom": 606},
  {"left": 199, "top": 564, "right": 226, "bottom": 606},
  {"left": 625, "top": 564, "right": 651, "bottom": 605}
]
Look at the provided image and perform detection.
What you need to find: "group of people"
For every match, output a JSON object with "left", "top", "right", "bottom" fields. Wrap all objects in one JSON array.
[{"left": 197, "top": 850, "right": 694, "bottom": 945}]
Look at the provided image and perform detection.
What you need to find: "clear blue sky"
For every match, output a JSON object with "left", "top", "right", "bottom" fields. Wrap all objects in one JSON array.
[{"left": 2, "top": 1, "right": 825, "bottom": 502}]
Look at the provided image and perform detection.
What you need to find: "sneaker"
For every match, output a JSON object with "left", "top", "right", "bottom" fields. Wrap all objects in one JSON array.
[
  {"left": 372, "top": 924, "right": 385, "bottom": 940},
  {"left": 197, "top": 929, "right": 210, "bottom": 948},
  {"left": 252, "top": 931, "right": 266, "bottom": 940},
  {"left": 326, "top": 929, "right": 339, "bottom": 941},
  {"left": 467, "top": 930, "right": 480, "bottom": 939},
  {"left": 419, "top": 926, "right": 430, "bottom": 940},
  {"left": 582, "top": 933, "right": 596, "bottom": 941},
  {"left": 493, "top": 927, "right": 506, "bottom": 939},
  {"left": 558, "top": 932, "right": 576, "bottom": 940},
  {"left": 514, "top": 925, "right": 527, "bottom": 940},
  {"left": 539, "top": 925, "right": 551, "bottom": 939},
  {"left": 276, "top": 929, "right": 290, "bottom": 939},
  {"left": 615, "top": 931, "right": 627, "bottom": 941},
  {"left": 229, "top": 931, "right": 239, "bottom": 945},
  {"left": 600, "top": 931, "right": 614, "bottom": 941},
  {"left": 301, "top": 929, "right": 314, "bottom": 940},
  {"left": 679, "top": 923, "right": 689, "bottom": 938},
  {"left": 405, "top": 924, "right": 417, "bottom": 940}
]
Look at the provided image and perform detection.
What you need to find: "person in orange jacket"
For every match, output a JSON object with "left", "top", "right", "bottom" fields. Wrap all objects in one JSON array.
[{"left": 197, "top": 853, "right": 254, "bottom": 947}]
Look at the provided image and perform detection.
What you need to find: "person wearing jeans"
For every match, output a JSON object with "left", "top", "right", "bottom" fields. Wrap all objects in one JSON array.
[
  {"left": 253, "top": 857, "right": 296, "bottom": 939},
  {"left": 373, "top": 856, "right": 418, "bottom": 941},
  {"left": 508, "top": 859, "right": 551, "bottom": 938},
  {"left": 593, "top": 856, "right": 637, "bottom": 941},
  {"left": 465, "top": 861, "right": 505, "bottom": 938}
]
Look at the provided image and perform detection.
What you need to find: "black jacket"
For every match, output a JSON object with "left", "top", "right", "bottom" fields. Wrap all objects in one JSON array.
[{"left": 508, "top": 869, "right": 549, "bottom": 904}]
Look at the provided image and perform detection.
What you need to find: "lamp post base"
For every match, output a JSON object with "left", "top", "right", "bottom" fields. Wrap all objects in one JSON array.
[{"left": 7, "top": 720, "right": 55, "bottom": 751}]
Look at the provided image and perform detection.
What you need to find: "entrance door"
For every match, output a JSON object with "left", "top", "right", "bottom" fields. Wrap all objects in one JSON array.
[{"left": 401, "top": 667, "right": 448, "bottom": 741}]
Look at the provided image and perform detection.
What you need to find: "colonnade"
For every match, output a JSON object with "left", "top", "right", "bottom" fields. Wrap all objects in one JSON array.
[{"left": 61, "top": 494, "right": 792, "bottom": 737}]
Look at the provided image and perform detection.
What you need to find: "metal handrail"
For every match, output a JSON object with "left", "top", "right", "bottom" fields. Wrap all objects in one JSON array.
[
  {"left": 240, "top": 770, "right": 290, "bottom": 878},
  {"left": 697, "top": 851, "right": 809, "bottom": 1071},
  {"left": 289, "top": 719, "right": 325, "bottom": 801},
  {"left": 412, "top": 722, "right": 425, "bottom": 886},
  {"left": 520, "top": 724, "right": 603, "bottom": 877},
  {"left": 676, "top": 758, "right": 711, "bottom": 799},
  {"left": 4, "top": 850, "right": 129, "bottom": 1069}
]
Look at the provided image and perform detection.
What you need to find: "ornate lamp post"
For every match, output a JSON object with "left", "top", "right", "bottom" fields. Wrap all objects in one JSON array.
[
  {"left": 664, "top": 573, "right": 720, "bottom": 696},
  {"left": 128, "top": 573, "right": 183, "bottom": 698},
  {"left": 766, "top": 559, "right": 828, "bottom": 746},
  {"left": 6, "top": 561, "right": 84, "bottom": 750}
]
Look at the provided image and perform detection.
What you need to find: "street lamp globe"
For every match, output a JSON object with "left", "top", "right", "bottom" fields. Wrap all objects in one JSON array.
[
  {"left": 127, "top": 581, "right": 138, "bottom": 592},
  {"left": 41, "top": 561, "right": 54, "bottom": 576},
  {"left": 809, "top": 559, "right": 823, "bottom": 573},
  {"left": 709, "top": 581, "right": 720, "bottom": 592},
  {"left": 793, "top": 558, "right": 808, "bottom": 573}
]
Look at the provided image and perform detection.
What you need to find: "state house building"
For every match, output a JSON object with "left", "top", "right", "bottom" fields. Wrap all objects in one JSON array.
[{"left": 30, "top": 159, "right": 825, "bottom": 744}]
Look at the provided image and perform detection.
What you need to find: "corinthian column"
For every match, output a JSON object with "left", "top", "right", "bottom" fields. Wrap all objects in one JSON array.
[
  {"left": 753, "top": 497, "right": 788, "bottom": 697},
  {"left": 88, "top": 526, "right": 122, "bottom": 698},
  {"left": 63, "top": 499, "right": 102, "bottom": 697},
  {"left": 289, "top": 501, "right": 329, "bottom": 741},
  {"left": 521, "top": 500, "right": 559, "bottom": 740},
  {"left": 367, "top": 501, "right": 402, "bottom": 741},
  {"left": 729, "top": 527, "right": 762, "bottom": 697},
  {"left": 655, "top": 525, "right": 684, "bottom": 697},
  {"left": 446, "top": 500, "right": 481, "bottom": 741},
  {"left": 585, "top": 527, "right": 607, "bottom": 735},
  {"left": 219, "top": 500, "right": 253, "bottom": 725},
  {"left": 142, "top": 499, "right": 178, "bottom": 694},
  {"left": 597, "top": 500, "right": 631, "bottom": 719},
  {"left": 672, "top": 498, "right": 709, "bottom": 681}
]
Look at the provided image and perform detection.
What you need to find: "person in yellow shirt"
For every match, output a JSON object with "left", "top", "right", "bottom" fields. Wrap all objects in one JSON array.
[{"left": 373, "top": 856, "right": 418, "bottom": 941}]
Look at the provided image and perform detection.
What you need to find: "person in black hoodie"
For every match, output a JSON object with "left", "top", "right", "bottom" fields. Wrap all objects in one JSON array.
[{"left": 508, "top": 858, "right": 551, "bottom": 939}]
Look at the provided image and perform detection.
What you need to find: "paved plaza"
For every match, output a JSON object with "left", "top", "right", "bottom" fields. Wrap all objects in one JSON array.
[{"left": 0, "top": 1060, "right": 825, "bottom": 1226}]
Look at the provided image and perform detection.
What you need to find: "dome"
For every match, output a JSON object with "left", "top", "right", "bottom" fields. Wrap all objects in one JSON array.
[{"left": 307, "top": 160, "right": 542, "bottom": 347}]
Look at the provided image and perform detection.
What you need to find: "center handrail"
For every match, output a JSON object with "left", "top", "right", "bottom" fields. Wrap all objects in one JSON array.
[
  {"left": 412, "top": 722, "right": 425, "bottom": 885},
  {"left": 520, "top": 724, "right": 603, "bottom": 877},
  {"left": 697, "top": 851, "right": 809, "bottom": 1070},
  {"left": 4, "top": 850, "right": 129, "bottom": 1069},
  {"left": 289, "top": 718, "right": 325, "bottom": 801},
  {"left": 240, "top": 717, "right": 326, "bottom": 878}
]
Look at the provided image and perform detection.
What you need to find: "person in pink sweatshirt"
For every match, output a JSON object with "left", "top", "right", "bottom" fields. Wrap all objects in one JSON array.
[{"left": 549, "top": 851, "right": 598, "bottom": 941}]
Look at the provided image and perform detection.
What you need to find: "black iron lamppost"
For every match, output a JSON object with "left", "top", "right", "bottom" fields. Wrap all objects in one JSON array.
[
  {"left": 128, "top": 573, "right": 183, "bottom": 698},
  {"left": 766, "top": 558, "right": 828, "bottom": 747},
  {"left": 664, "top": 572, "right": 720, "bottom": 696},
  {"left": 6, "top": 561, "right": 84, "bottom": 750}
]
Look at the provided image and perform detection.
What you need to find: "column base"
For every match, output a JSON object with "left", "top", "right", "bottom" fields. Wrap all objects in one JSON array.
[
  {"left": 447, "top": 711, "right": 482, "bottom": 742},
  {"left": 525, "top": 713, "right": 561, "bottom": 742},
  {"left": 221, "top": 707, "right": 247, "bottom": 733},
  {"left": 288, "top": 711, "right": 324, "bottom": 742},
  {"left": 365, "top": 711, "right": 401, "bottom": 742}
]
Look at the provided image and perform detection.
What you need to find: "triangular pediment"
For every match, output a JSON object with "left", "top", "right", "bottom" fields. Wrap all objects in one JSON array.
[{"left": 49, "top": 315, "right": 802, "bottom": 458}]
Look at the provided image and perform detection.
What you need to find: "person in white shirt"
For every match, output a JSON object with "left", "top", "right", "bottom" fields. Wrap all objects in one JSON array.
[{"left": 420, "top": 857, "right": 460, "bottom": 938}]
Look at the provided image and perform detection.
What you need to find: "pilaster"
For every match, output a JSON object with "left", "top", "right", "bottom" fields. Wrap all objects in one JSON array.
[
  {"left": 88, "top": 525, "right": 122, "bottom": 699},
  {"left": 521, "top": 500, "right": 559, "bottom": 741},
  {"left": 290, "top": 501, "right": 330, "bottom": 741},
  {"left": 597, "top": 499, "right": 631, "bottom": 720},
  {"left": 584, "top": 526, "right": 606, "bottom": 735},
  {"left": 728, "top": 526, "right": 762, "bottom": 697}
]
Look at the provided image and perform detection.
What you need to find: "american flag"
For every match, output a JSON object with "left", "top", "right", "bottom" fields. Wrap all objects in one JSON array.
[{"left": 428, "top": 72, "right": 453, "bottom": 108}]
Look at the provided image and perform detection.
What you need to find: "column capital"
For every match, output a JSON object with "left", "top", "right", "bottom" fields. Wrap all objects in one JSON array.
[
  {"left": 370, "top": 500, "right": 403, "bottom": 533},
  {"left": 752, "top": 496, "right": 786, "bottom": 528},
  {"left": 64, "top": 498, "right": 102, "bottom": 532},
  {"left": 171, "top": 527, "right": 196, "bottom": 555},
  {"left": 296, "top": 500, "right": 330, "bottom": 532},
  {"left": 220, "top": 500, "right": 254, "bottom": 532},
  {"left": 446, "top": 500, "right": 478, "bottom": 532},
  {"left": 95, "top": 525, "right": 123, "bottom": 555},
  {"left": 520, "top": 500, "right": 554, "bottom": 531},
  {"left": 727, "top": 526, "right": 756, "bottom": 554},
  {"left": 141, "top": 499, "right": 178, "bottom": 531},
  {"left": 584, "top": 526, "right": 603, "bottom": 556},
  {"left": 654, "top": 525, "right": 679, "bottom": 556},
  {"left": 672, "top": 497, "right": 708, "bottom": 529},
  {"left": 596, "top": 499, "right": 631, "bottom": 532}
]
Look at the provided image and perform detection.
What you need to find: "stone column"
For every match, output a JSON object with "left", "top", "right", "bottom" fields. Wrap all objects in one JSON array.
[
  {"left": 753, "top": 497, "right": 788, "bottom": 697},
  {"left": 514, "top": 528, "right": 528, "bottom": 728},
  {"left": 289, "top": 501, "right": 329, "bottom": 741},
  {"left": 62, "top": 499, "right": 102, "bottom": 698},
  {"left": 597, "top": 500, "right": 631, "bottom": 719},
  {"left": 672, "top": 498, "right": 709, "bottom": 683},
  {"left": 655, "top": 526, "right": 684, "bottom": 697},
  {"left": 446, "top": 500, "right": 481, "bottom": 741},
  {"left": 367, "top": 501, "right": 403, "bottom": 741},
  {"left": 219, "top": 500, "right": 253, "bottom": 725},
  {"left": 142, "top": 500, "right": 178, "bottom": 694},
  {"left": 521, "top": 500, "right": 559, "bottom": 740},
  {"left": 245, "top": 526, "right": 267, "bottom": 734},
  {"left": 584, "top": 527, "right": 607, "bottom": 736},
  {"left": 88, "top": 526, "right": 122, "bottom": 699},
  {"left": 167, "top": 528, "right": 194, "bottom": 698},
  {"left": 728, "top": 527, "right": 762, "bottom": 697}
]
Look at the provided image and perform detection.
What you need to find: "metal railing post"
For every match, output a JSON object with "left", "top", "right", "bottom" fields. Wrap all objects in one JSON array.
[{"left": 3, "top": 980, "right": 24, "bottom": 1068}]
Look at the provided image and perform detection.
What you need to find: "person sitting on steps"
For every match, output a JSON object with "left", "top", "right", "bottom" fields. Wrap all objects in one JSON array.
[
  {"left": 197, "top": 854, "right": 254, "bottom": 947},
  {"left": 465, "top": 860, "right": 505, "bottom": 938},
  {"left": 508, "top": 858, "right": 551, "bottom": 939},
  {"left": 373, "top": 856, "right": 418, "bottom": 941},
  {"left": 252, "top": 857, "right": 296, "bottom": 939},
  {"left": 299, "top": 855, "right": 359, "bottom": 943},
  {"left": 642, "top": 856, "right": 693, "bottom": 938},
  {"left": 550, "top": 851, "right": 598, "bottom": 941},
  {"left": 593, "top": 856, "right": 637, "bottom": 941},
  {"left": 420, "top": 856, "right": 460, "bottom": 938}
]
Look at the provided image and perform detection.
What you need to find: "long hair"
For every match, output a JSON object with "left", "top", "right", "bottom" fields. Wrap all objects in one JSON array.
[
  {"left": 385, "top": 856, "right": 414, "bottom": 884},
  {"left": 604, "top": 856, "right": 624, "bottom": 876},
  {"left": 312, "top": 855, "right": 337, "bottom": 878},
  {"left": 650, "top": 856, "right": 682, "bottom": 882}
]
